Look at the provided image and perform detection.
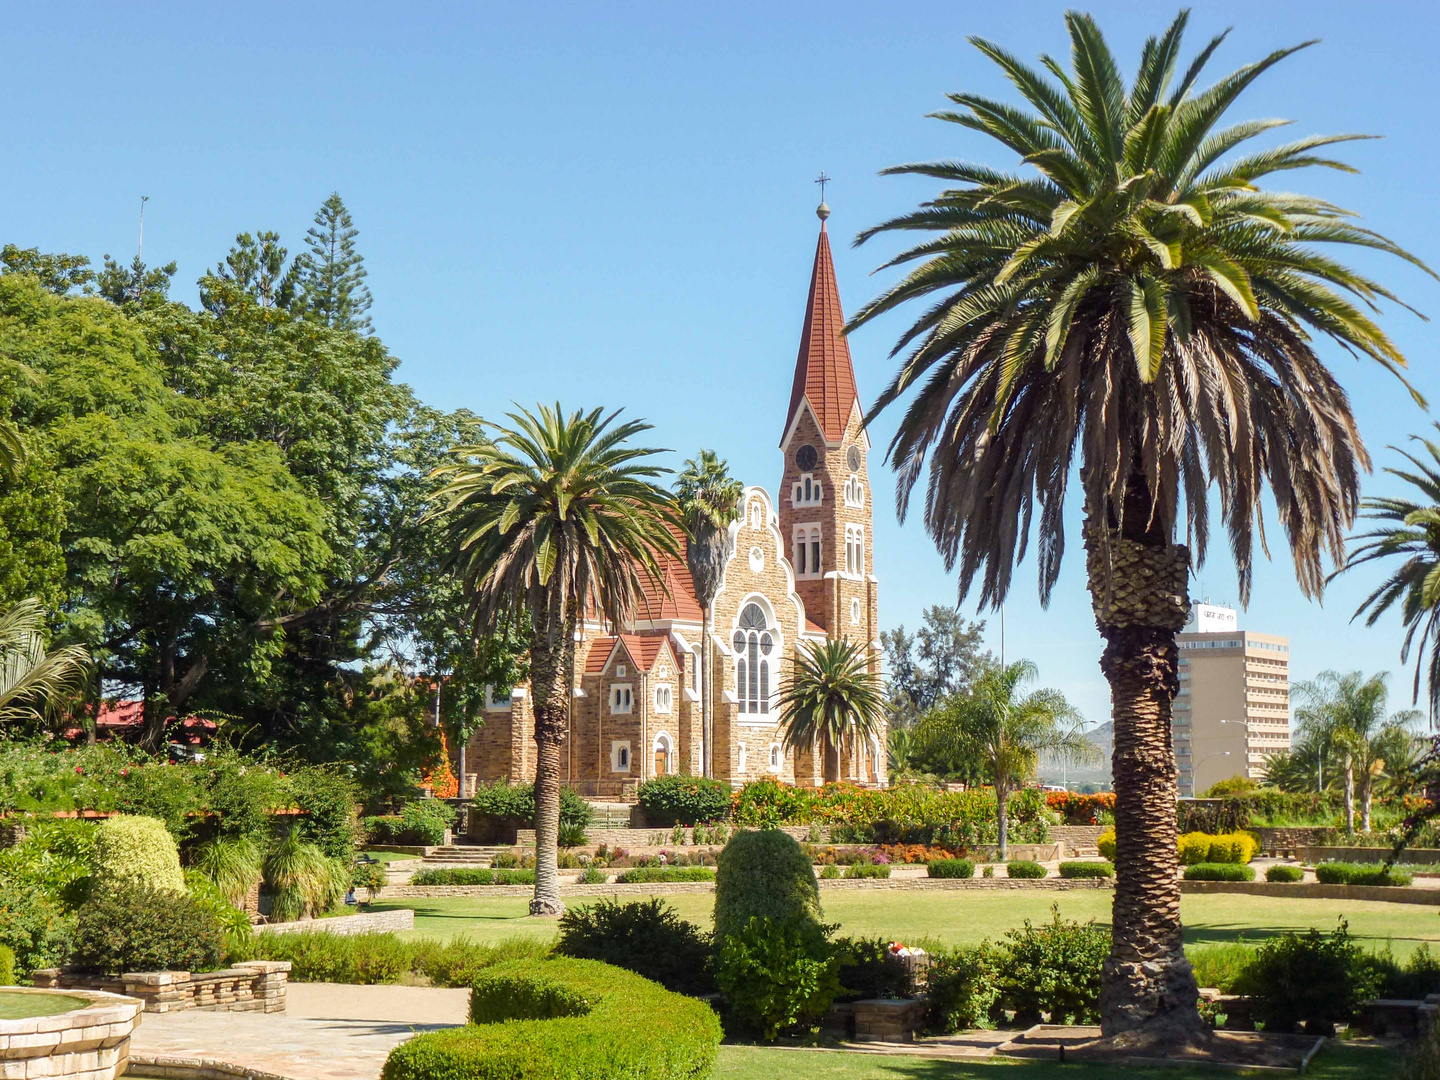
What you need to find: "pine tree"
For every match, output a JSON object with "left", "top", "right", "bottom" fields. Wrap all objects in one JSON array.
[
  {"left": 295, "top": 193, "right": 372, "bottom": 333},
  {"left": 205, "top": 230, "right": 298, "bottom": 312}
]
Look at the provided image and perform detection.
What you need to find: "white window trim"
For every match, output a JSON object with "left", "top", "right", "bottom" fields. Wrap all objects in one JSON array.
[
  {"left": 609, "top": 683, "right": 633, "bottom": 715},
  {"left": 653, "top": 732, "right": 674, "bottom": 775},
  {"left": 843, "top": 524, "right": 866, "bottom": 579},
  {"left": 792, "top": 524, "right": 823, "bottom": 580},
  {"left": 850, "top": 597, "right": 862, "bottom": 625},
  {"left": 611, "top": 741, "right": 632, "bottom": 773},
  {"left": 768, "top": 742, "right": 783, "bottom": 773},
  {"left": 484, "top": 684, "right": 513, "bottom": 712},
  {"left": 654, "top": 684, "right": 673, "bottom": 714},
  {"left": 791, "top": 472, "right": 824, "bottom": 508},
  {"left": 843, "top": 474, "right": 864, "bottom": 508}
]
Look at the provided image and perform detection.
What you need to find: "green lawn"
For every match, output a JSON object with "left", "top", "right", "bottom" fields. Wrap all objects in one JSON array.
[
  {"left": 376, "top": 889, "right": 1440, "bottom": 958},
  {"left": 714, "top": 1043, "right": 1396, "bottom": 1080}
]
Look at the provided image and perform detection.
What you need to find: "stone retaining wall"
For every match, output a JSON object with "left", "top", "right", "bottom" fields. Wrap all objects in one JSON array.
[
  {"left": 1252, "top": 827, "right": 1330, "bottom": 856},
  {"left": 1179, "top": 880, "right": 1439, "bottom": 905},
  {"left": 256, "top": 908, "right": 414, "bottom": 936},
  {"left": 514, "top": 825, "right": 818, "bottom": 847},
  {"left": 1050, "top": 825, "right": 1107, "bottom": 854},
  {"left": 32, "top": 962, "right": 289, "bottom": 1014},
  {"left": 1302, "top": 846, "right": 1440, "bottom": 866},
  {"left": 0, "top": 987, "right": 142, "bottom": 1080},
  {"left": 385, "top": 876, "right": 1114, "bottom": 898}
]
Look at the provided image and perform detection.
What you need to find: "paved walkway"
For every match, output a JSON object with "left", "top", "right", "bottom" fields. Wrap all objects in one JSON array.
[{"left": 130, "top": 983, "right": 470, "bottom": 1080}]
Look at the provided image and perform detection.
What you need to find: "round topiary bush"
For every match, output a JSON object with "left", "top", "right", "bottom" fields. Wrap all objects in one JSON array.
[
  {"left": 1266, "top": 864, "right": 1304, "bottom": 883},
  {"left": 1058, "top": 860, "right": 1114, "bottom": 879},
  {"left": 927, "top": 858, "right": 975, "bottom": 879},
  {"left": 380, "top": 957, "right": 722, "bottom": 1080},
  {"left": 1005, "top": 860, "right": 1047, "bottom": 879},
  {"left": 92, "top": 814, "right": 184, "bottom": 894},
  {"left": 1184, "top": 862, "right": 1256, "bottom": 882},
  {"left": 1096, "top": 828, "right": 1115, "bottom": 861},
  {"left": 713, "top": 829, "right": 821, "bottom": 943}
]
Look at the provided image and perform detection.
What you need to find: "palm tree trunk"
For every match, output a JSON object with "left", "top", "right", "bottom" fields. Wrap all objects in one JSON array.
[
  {"left": 1360, "top": 776, "right": 1373, "bottom": 833},
  {"left": 1085, "top": 498, "right": 1204, "bottom": 1043},
  {"left": 996, "top": 781, "right": 1010, "bottom": 861},
  {"left": 823, "top": 736, "right": 839, "bottom": 785},
  {"left": 527, "top": 605, "right": 574, "bottom": 917},
  {"left": 1343, "top": 756, "right": 1356, "bottom": 836},
  {"left": 701, "top": 605, "right": 713, "bottom": 778}
]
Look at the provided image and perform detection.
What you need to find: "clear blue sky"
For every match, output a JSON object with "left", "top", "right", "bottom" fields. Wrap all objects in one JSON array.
[{"left": 11, "top": 2, "right": 1440, "bottom": 733}]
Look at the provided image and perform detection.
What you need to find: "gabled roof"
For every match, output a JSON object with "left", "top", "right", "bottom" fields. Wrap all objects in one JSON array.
[
  {"left": 584, "top": 636, "right": 620, "bottom": 674},
  {"left": 584, "top": 633, "right": 677, "bottom": 676},
  {"left": 632, "top": 526, "right": 705, "bottom": 623},
  {"left": 782, "top": 218, "right": 861, "bottom": 447}
]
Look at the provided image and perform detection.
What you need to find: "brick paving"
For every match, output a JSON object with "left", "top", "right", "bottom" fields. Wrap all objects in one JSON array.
[{"left": 129, "top": 983, "right": 469, "bottom": 1080}]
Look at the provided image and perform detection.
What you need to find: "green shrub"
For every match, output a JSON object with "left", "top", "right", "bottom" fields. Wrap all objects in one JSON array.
[
  {"left": 819, "top": 864, "right": 840, "bottom": 880},
  {"left": 927, "top": 944, "right": 1001, "bottom": 1032},
  {"left": 0, "top": 943, "right": 14, "bottom": 985},
  {"left": 717, "top": 916, "right": 841, "bottom": 1040},
  {"left": 1373, "top": 944, "right": 1440, "bottom": 1001},
  {"left": 468, "top": 783, "right": 592, "bottom": 833},
  {"left": 576, "top": 865, "right": 606, "bottom": 884},
  {"left": 927, "top": 858, "right": 975, "bottom": 879},
  {"left": 1096, "top": 828, "right": 1115, "bottom": 860},
  {"left": 264, "top": 830, "right": 350, "bottom": 921},
  {"left": 1234, "top": 921, "right": 1371, "bottom": 1035},
  {"left": 364, "top": 815, "right": 402, "bottom": 844},
  {"left": 1058, "top": 861, "right": 1114, "bottom": 879},
  {"left": 1266, "top": 864, "right": 1305, "bottom": 883},
  {"left": 115, "top": 766, "right": 204, "bottom": 843},
  {"left": 1314, "top": 861, "right": 1413, "bottom": 887},
  {"left": 1178, "top": 831, "right": 1258, "bottom": 865},
  {"left": 410, "top": 868, "right": 536, "bottom": 886},
  {"left": 1184, "top": 862, "right": 1256, "bottom": 882},
  {"left": 352, "top": 861, "right": 387, "bottom": 898},
  {"left": 1005, "top": 860, "right": 1046, "bottom": 879},
  {"left": 207, "top": 762, "right": 287, "bottom": 843},
  {"left": 713, "top": 830, "right": 821, "bottom": 943},
  {"left": 556, "top": 898, "right": 714, "bottom": 995},
  {"left": 381, "top": 957, "right": 722, "bottom": 1080},
  {"left": 843, "top": 862, "right": 890, "bottom": 879},
  {"left": 556, "top": 821, "right": 588, "bottom": 848},
  {"left": 0, "top": 879, "right": 73, "bottom": 975},
  {"left": 409, "top": 936, "right": 551, "bottom": 988},
  {"left": 637, "top": 775, "right": 733, "bottom": 825},
  {"left": 92, "top": 814, "right": 184, "bottom": 894},
  {"left": 184, "top": 871, "right": 253, "bottom": 938},
  {"left": 193, "top": 836, "right": 264, "bottom": 906},
  {"left": 398, "top": 800, "right": 457, "bottom": 846},
  {"left": 613, "top": 866, "right": 715, "bottom": 884},
  {"left": 229, "top": 930, "right": 548, "bottom": 985},
  {"left": 997, "top": 907, "right": 1108, "bottom": 1024},
  {"left": 1187, "top": 942, "right": 1258, "bottom": 994},
  {"left": 71, "top": 885, "right": 225, "bottom": 974},
  {"left": 832, "top": 937, "right": 909, "bottom": 1002},
  {"left": 289, "top": 767, "right": 361, "bottom": 860}
]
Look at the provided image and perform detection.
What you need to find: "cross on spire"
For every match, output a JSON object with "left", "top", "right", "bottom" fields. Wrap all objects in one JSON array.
[
  {"left": 814, "top": 171, "right": 830, "bottom": 201},
  {"left": 814, "top": 172, "right": 832, "bottom": 222}
]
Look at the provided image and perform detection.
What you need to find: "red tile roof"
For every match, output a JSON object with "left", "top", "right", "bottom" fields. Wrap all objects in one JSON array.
[
  {"left": 583, "top": 634, "right": 675, "bottom": 675},
  {"left": 584, "top": 636, "right": 620, "bottom": 674},
  {"left": 632, "top": 526, "right": 704, "bottom": 623},
  {"left": 783, "top": 220, "right": 861, "bottom": 446}
]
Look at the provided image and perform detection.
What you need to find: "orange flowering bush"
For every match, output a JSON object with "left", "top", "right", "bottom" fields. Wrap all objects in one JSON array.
[{"left": 1044, "top": 791, "right": 1115, "bottom": 825}]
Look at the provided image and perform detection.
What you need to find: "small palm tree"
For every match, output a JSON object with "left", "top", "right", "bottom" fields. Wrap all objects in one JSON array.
[
  {"left": 1343, "top": 427, "right": 1440, "bottom": 717},
  {"left": 919, "top": 660, "right": 1091, "bottom": 857},
  {"left": 1293, "top": 670, "right": 1420, "bottom": 833},
  {"left": 431, "top": 404, "right": 678, "bottom": 915},
  {"left": 847, "top": 11, "right": 1429, "bottom": 1038},
  {"left": 0, "top": 599, "right": 88, "bottom": 724},
  {"left": 674, "top": 450, "right": 744, "bottom": 778},
  {"left": 777, "top": 638, "right": 884, "bottom": 784}
]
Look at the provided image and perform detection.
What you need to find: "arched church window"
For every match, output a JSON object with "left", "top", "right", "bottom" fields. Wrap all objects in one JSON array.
[
  {"left": 734, "top": 603, "right": 776, "bottom": 715},
  {"left": 792, "top": 473, "right": 823, "bottom": 507},
  {"left": 844, "top": 474, "right": 864, "bottom": 508}
]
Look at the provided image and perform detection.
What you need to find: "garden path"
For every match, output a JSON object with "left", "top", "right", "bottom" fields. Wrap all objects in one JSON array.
[{"left": 129, "top": 983, "right": 470, "bottom": 1080}]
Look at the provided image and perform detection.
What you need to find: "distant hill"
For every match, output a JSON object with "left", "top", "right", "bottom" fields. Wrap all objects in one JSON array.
[{"left": 1038, "top": 721, "right": 1112, "bottom": 789}]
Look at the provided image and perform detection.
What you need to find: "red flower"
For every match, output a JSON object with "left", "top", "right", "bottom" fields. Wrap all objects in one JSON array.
[{"left": 74, "top": 766, "right": 84, "bottom": 775}]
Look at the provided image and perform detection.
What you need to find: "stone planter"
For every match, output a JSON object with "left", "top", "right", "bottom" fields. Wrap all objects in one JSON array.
[
  {"left": 31, "top": 961, "right": 289, "bottom": 1014},
  {"left": 851, "top": 998, "right": 928, "bottom": 1043},
  {"left": 0, "top": 986, "right": 141, "bottom": 1079}
]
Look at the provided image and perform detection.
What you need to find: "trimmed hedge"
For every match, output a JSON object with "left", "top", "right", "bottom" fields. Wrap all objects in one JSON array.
[
  {"left": 636, "top": 775, "right": 732, "bottom": 826},
  {"left": 843, "top": 862, "right": 890, "bottom": 879},
  {"left": 230, "top": 930, "right": 548, "bottom": 985},
  {"left": 1266, "top": 864, "right": 1305, "bottom": 883},
  {"left": 1178, "top": 831, "right": 1257, "bottom": 866},
  {"left": 1184, "top": 863, "right": 1256, "bottom": 882},
  {"left": 380, "top": 957, "right": 722, "bottom": 1080},
  {"left": 713, "top": 830, "right": 821, "bottom": 943},
  {"left": 0, "top": 943, "right": 14, "bottom": 986},
  {"left": 1058, "top": 861, "right": 1113, "bottom": 879},
  {"left": 1313, "top": 861, "right": 1413, "bottom": 887},
  {"left": 410, "top": 868, "right": 537, "bottom": 887},
  {"left": 1005, "top": 860, "right": 1046, "bottom": 879},
  {"left": 92, "top": 815, "right": 184, "bottom": 894},
  {"left": 612, "top": 866, "right": 715, "bottom": 885},
  {"left": 927, "top": 858, "right": 975, "bottom": 879},
  {"left": 1097, "top": 828, "right": 1115, "bottom": 861}
]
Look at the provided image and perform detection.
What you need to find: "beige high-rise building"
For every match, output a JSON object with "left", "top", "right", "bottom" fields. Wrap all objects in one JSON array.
[{"left": 1173, "top": 604, "right": 1291, "bottom": 797}]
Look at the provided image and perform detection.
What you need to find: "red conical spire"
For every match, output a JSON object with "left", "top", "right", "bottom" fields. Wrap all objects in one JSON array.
[{"left": 781, "top": 208, "right": 861, "bottom": 447}]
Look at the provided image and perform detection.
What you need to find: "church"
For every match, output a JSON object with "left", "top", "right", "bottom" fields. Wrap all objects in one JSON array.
[{"left": 463, "top": 201, "right": 885, "bottom": 796}]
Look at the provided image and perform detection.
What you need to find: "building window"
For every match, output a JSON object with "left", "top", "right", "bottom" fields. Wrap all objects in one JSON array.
[
  {"left": 609, "top": 684, "right": 633, "bottom": 714},
  {"left": 688, "top": 649, "right": 698, "bottom": 691},
  {"left": 654, "top": 685, "right": 672, "bottom": 714},
  {"left": 733, "top": 602, "right": 776, "bottom": 715},
  {"left": 793, "top": 525, "right": 822, "bottom": 578},
  {"left": 611, "top": 741, "right": 631, "bottom": 772},
  {"left": 844, "top": 474, "right": 864, "bottom": 508},
  {"left": 738, "top": 744, "right": 748, "bottom": 772},
  {"left": 768, "top": 743, "right": 783, "bottom": 773},
  {"left": 850, "top": 597, "right": 862, "bottom": 625},
  {"left": 791, "top": 473, "right": 823, "bottom": 507},
  {"left": 844, "top": 525, "right": 865, "bottom": 576},
  {"left": 653, "top": 733, "right": 673, "bottom": 776},
  {"left": 484, "top": 684, "right": 513, "bottom": 711},
  {"left": 748, "top": 500, "right": 763, "bottom": 529},
  {"left": 616, "top": 664, "right": 627, "bottom": 677}
]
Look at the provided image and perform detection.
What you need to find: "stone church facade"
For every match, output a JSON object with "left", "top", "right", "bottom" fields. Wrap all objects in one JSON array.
[{"left": 464, "top": 206, "right": 884, "bottom": 797}]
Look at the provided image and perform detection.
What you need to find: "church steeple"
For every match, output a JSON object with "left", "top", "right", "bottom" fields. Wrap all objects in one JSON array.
[{"left": 780, "top": 202, "right": 862, "bottom": 449}]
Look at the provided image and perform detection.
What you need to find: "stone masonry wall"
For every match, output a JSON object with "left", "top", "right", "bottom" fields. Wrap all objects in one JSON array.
[{"left": 256, "top": 908, "right": 414, "bottom": 936}]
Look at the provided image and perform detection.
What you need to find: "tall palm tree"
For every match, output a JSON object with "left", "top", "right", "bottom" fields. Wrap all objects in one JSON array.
[
  {"left": 674, "top": 450, "right": 744, "bottom": 778},
  {"left": 1293, "top": 670, "right": 1420, "bottom": 834},
  {"left": 1343, "top": 427, "right": 1440, "bottom": 719},
  {"left": 919, "top": 660, "right": 1091, "bottom": 857},
  {"left": 0, "top": 599, "right": 89, "bottom": 724},
  {"left": 431, "top": 404, "right": 678, "bottom": 915},
  {"left": 845, "top": 12, "right": 1428, "bottom": 1039},
  {"left": 777, "top": 638, "right": 884, "bottom": 784}
]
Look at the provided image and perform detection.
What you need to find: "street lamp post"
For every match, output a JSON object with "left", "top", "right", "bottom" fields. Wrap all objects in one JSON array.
[{"left": 1194, "top": 750, "right": 1231, "bottom": 792}]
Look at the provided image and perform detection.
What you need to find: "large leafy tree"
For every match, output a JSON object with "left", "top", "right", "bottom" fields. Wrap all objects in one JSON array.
[
  {"left": 880, "top": 605, "right": 993, "bottom": 727},
  {"left": 777, "top": 638, "right": 885, "bottom": 784},
  {"left": 846, "top": 12, "right": 1427, "bottom": 1039},
  {"left": 674, "top": 450, "right": 744, "bottom": 777},
  {"left": 1293, "top": 670, "right": 1420, "bottom": 833},
  {"left": 432, "top": 405, "right": 678, "bottom": 915}
]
